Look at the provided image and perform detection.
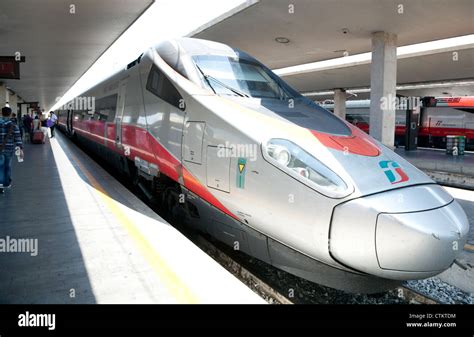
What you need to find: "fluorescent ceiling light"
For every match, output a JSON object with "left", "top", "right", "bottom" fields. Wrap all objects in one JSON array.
[
  {"left": 303, "top": 79, "right": 474, "bottom": 96},
  {"left": 274, "top": 34, "right": 474, "bottom": 77}
]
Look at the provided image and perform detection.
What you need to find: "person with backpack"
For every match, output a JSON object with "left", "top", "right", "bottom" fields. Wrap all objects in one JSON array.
[
  {"left": 0, "top": 107, "right": 23, "bottom": 193},
  {"left": 10, "top": 113, "right": 23, "bottom": 142}
]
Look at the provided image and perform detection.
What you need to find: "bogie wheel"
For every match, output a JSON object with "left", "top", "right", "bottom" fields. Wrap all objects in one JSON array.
[{"left": 161, "top": 185, "right": 186, "bottom": 225}]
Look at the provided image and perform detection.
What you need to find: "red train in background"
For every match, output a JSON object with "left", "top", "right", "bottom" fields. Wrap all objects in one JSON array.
[{"left": 322, "top": 96, "right": 474, "bottom": 150}]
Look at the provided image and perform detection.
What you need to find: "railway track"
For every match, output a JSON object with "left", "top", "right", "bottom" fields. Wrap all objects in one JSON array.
[
  {"left": 192, "top": 231, "right": 439, "bottom": 304},
  {"left": 398, "top": 286, "right": 438, "bottom": 304},
  {"left": 190, "top": 231, "right": 442, "bottom": 305},
  {"left": 193, "top": 234, "right": 293, "bottom": 304}
]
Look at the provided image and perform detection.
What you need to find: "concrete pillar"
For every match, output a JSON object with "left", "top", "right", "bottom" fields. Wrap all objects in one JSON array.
[
  {"left": 21, "top": 104, "right": 28, "bottom": 117},
  {"left": 9, "top": 93, "right": 18, "bottom": 116},
  {"left": 0, "top": 84, "right": 7, "bottom": 109},
  {"left": 333, "top": 88, "right": 346, "bottom": 119},
  {"left": 369, "top": 31, "right": 397, "bottom": 147}
]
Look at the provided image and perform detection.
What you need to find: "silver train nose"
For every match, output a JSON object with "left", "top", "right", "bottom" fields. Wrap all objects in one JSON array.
[{"left": 329, "top": 184, "right": 469, "bottom": 280}]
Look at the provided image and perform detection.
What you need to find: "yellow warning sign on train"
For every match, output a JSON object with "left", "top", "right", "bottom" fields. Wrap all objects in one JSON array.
[{"left": 237, "top": 158, "right": 246, "bottom": 188}]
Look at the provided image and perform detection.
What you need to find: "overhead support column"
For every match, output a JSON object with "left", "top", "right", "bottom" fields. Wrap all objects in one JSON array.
[
  {"left": 369, "top": 32, "right": 397, "bottom": 147},
  {"left": 0, "top": 84, "right": 7, "bottom": 108},
  {"left": 9, "top": 93, "right": 18, "bottom": 116},
  {"left": 20, "top": 103, "right": 28, "bottom": 117},
  {"left": 333, "top": 88, "right": 346, "bottom": 119}
]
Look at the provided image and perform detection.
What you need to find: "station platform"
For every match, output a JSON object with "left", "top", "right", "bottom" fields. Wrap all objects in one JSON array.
[
  {"left": 396, "top": 147, "right": 474, "bottom": 189},
  {"left": 0, "top": 132, "right": 265, "bottom": 304}
]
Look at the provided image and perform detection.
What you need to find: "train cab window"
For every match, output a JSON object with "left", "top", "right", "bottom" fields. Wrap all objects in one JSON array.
[
  {"left": 192, "top": 55, "right": 298, "bottom": 100},
  {"left": 146, "top": 65, "right": 185, "bottom": 111}
]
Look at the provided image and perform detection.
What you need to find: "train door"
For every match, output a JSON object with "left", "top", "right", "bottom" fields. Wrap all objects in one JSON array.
[
  {"left": 115, "top": 80, "right": 127, "bottom": 150},
  {"left": 466, "top": 119, "right": 474, "bottom": 149},
  {"left": 67, "top": 109, "right": 73, "bottom": 135},
  {"left": 404, "top": 107, "right": 419, "bottom": 150}
]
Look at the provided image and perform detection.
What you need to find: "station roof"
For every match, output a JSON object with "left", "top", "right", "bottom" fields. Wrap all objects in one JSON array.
[
  {"left": 280, "top": 45, "right": 474, "bottom": 99},
  {"left": 0, "top": 0, "right": 153, "bottom": 109},
  {"left": 194, "top": 0, "right": 474, "bottom": 97}
]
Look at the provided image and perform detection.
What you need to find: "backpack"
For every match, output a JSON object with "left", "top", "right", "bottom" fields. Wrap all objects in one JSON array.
[{"left": 0, "top": 121, "right": 15, "bottom": 152}]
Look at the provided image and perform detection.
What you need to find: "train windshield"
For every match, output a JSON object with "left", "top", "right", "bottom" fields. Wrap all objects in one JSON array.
[{"left": 192, "top": 55, "right": 299, "bottom": 100}]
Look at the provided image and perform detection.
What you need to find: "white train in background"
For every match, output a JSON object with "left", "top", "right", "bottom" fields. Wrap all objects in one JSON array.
[{"left": 322, "top": 97, "right": 474, "bottom": 149}]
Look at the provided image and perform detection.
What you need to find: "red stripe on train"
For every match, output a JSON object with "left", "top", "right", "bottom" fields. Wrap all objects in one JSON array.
[
  {"left": 351, "top": 123, "right": 473, "bottom": 140},
  {"left": 72, "top": 122, "right": 239, "bottom": 221},
  {"left": 436, "top": 97, "right": 474, "bottom": 107},
  {"left": 181, "top": 167, "right": 239, "bottom": 221},
  {"left": 311, "top": 124, "right": 380, "bottom": 157}
]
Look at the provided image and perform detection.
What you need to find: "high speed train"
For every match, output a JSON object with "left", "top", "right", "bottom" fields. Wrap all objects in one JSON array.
[{"left": 57, "top": 38, "right": 469, "bottom": 293}]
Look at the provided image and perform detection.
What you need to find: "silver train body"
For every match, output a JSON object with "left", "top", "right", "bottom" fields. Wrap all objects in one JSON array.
[{"left": 58, "top": 38, "right": 469, "bottom": 293}]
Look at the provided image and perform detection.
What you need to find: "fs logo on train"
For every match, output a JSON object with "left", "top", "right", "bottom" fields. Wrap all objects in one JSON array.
[{"left": 379, "top": 160, "right": 409, "bottom": 184}]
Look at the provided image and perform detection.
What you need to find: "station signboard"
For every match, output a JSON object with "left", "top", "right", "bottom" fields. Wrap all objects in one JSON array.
[{"left": 0, "top": 56, "right": 24, "bottom": 79}]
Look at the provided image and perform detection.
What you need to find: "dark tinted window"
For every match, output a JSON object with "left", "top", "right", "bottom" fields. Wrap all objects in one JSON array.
[
  {"left": 73, "top": 109, "right": 83, "bottom": 121},
  {"left": 146, "top": 65, "right": 185, "bottom": 110},
  {"left": 237, "top": 97, "right": 352, "bottom": 136},
  {"left": 93, "top": 94, "right": 118, "bottom": 122}
]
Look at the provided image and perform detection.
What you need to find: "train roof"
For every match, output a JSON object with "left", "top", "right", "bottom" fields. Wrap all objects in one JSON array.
[
  {"left": 154, "top": 37, "right": 259, "bottom": 82},
  {"left": 320, "top": 97, "right": 474, "bottom": 109},
  {"left": 155, "top": 37, "right": 256, "bottom": 62}
]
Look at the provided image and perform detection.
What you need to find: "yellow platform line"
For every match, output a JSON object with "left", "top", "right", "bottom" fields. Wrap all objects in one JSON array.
[{"left": 66, "top": 146, "right": 199, "bottom": 304}]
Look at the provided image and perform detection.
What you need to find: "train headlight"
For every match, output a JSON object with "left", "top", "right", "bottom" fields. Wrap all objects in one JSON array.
[
  {"left": 263, "top": 139, "right": 350, "bottom": 198},
  {"left": 267, "top": 144, "right": 291, "bottom": 166}
]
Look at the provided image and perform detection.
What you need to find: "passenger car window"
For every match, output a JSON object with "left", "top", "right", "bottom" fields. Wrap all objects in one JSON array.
[
  {"left": 146, "top": 65, "right": 185, "bottom": 111},
  {"left": 93, "top": 94, "right": 118, "bottom": 122}
]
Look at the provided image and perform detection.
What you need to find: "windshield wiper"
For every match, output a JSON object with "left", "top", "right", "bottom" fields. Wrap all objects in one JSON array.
[
  {"left": 195, "top": 64, "right": 249, "bottom": 98},
  {"left": 195, "top": 64, "right": 217, "bottom": 94},
  {"left": 206, "top": 75, "right": 250, "bottom": 98}
]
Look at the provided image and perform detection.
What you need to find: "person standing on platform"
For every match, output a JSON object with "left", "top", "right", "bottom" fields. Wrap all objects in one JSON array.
[
  {"left": 32, "top": 115, "right": 45, "bottom": 144},
  {"left": 0, "top": 107, "right": 23, "bottom": 193},
  {"left": 32, "top": 114, "right": 41, "bottom": 131},
  {"left": 23, "top": 112, "right": 33, "bottom": 142},
  {"left": 49, "top": 111, "right": 58, "bottom": 138},
  {"left": 39, "top": 111, "right": 49, "bottom": 141}
]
